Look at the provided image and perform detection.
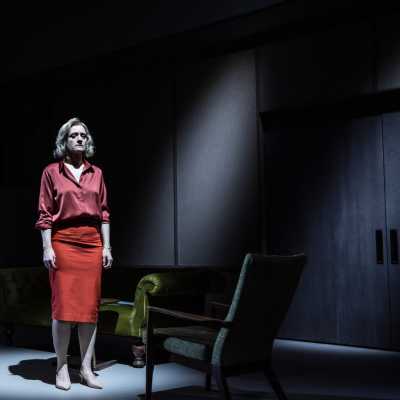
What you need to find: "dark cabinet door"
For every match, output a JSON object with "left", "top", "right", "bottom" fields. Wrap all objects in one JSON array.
[
  {"left": 265, "top": 116, "right": 391, "bottom": 348},
  {"left": 382, "top": 112, "right": 400, "bottom": 349}
]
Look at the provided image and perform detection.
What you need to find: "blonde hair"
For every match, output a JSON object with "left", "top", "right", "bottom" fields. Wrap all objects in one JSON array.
[{"left": 53, "top": 117, "right": 95, "bottom": 159}]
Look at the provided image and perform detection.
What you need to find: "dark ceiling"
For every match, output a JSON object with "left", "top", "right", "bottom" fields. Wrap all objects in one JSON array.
[{"left": 2, "top": 1, "right": 400, "bottom": 85}]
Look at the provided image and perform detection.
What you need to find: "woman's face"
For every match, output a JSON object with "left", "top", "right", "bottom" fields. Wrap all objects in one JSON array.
[{"left": 66, "top": 124, "right": 88, "bottom": 155}]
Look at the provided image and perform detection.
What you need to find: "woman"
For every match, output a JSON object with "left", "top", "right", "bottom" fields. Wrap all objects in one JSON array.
[{"left": 35, "top": 117, "right": 112, "bottom": 390}]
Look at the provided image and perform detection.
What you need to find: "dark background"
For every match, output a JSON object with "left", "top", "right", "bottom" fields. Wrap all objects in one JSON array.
[{"left": 2, "top": 1, "right": 400, "bottom": 350}]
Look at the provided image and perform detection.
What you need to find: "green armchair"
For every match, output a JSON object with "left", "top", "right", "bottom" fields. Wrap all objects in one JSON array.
[{"left": 144, "top": 253, "right": 306, "bottom": 400}]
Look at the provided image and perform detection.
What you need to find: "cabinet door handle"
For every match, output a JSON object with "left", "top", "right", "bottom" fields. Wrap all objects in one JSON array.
[
  {"left": 376, "top": 230, "right": 384, "bottom": 264},
  {"left": 390, "top": 229, "right": 399, "bottom": 264}
]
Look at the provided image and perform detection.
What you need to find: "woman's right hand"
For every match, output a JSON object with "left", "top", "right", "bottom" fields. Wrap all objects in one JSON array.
[{"left": 43, "top": 246, "right": 57, "bottom": 270}]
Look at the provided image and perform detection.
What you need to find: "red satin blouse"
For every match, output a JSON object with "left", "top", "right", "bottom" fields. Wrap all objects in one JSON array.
[{"left": 35, "top": 160, "right": 110, "bottom": 230}]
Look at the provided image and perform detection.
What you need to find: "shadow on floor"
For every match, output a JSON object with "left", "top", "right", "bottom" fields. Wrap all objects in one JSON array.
[
  {"left": 8, "top": 357, "right": 81, "bottom": 385},
  {"left": 136, "top": 385, "right": 376, "bottom": 400}
]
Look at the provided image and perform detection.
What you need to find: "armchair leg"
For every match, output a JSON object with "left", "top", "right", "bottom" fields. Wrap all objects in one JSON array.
[
  {"left": 265, "top": 366, "right": 288, "bottom": 400},
  {"left": 145, "top": 357, "right": 154, "bottom": 400},
  {"left": 145, "top": 318, "right": 154, "bottom": 400},
  {"left": 3, "top": 324, "right": 14, "bottom": 346},
  {"left": 205, "top": 371, "right": 212, "bottom": 391},
  {"left": 212, "top": 365, "right": 231, "bottom": 400}
]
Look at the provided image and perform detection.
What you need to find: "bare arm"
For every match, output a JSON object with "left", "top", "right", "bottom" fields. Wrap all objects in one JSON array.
[
  {"left": 101, "top": 223, "right": 113, "bottom": 269},
  {"left": 41, "top": 228, "right": 56, "bottom": 269}
]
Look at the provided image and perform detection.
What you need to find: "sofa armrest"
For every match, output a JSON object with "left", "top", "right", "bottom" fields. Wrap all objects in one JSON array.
[
  {"left": 0, "top": 267, "right": 50, "bottom": 309},
  {"left": 0, "top": 267, "right": 51, "bottom": 327},
  {"left": 137, "top": 271, "right": 209, "bottom": 296}
]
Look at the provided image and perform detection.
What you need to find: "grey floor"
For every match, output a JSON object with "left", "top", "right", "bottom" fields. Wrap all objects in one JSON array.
[{"left": 0, "top": 339, "right": 399, "bottom": 400}]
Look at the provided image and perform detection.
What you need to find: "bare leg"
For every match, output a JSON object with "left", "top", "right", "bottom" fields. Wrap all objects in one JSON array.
[
  {"left": 78, "top": 323, "right": 103, "bottom": 389},
  {"left": 52, "top": 319, "right": 72, "bottom": 390}
]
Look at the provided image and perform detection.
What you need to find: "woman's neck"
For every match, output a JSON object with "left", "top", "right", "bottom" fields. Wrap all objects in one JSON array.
[{"left": 65, "top": 154, "right": 84, "bottom": 168}]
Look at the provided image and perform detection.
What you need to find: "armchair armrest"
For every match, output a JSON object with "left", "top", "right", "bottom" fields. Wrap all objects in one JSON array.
[
  {"left": 148, "top": 306, "right": 232, "bottom": 329},
  {"left": 132, "top": 271, "right": 211, "bottom": 338},
  {"left": 205, "top": 300, "right": 230, "bottom": 319},
  {"left": 207, "top": 301, "right": 230, "bottom": 310}
]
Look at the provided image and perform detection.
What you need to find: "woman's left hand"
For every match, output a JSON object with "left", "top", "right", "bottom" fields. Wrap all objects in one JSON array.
[{"left": 102, "top": 247, "right": 113, "bottom": 269}]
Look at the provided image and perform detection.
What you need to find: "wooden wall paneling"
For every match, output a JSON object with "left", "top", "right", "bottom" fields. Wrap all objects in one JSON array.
[
  {"left": 266, "top": 121, "right": 336, "bottom": 343},
  {"left": 257, "top": 22, "right": 374, "bottom": 112},
  {"left": 265, "top": 116, "right": 391, "bottom": 348},
  {"left": 382, "top": 112, "right": 400, "bottom": 349},
  {"left": 176, "top": 50, "right": 259, "bottom": 266}
]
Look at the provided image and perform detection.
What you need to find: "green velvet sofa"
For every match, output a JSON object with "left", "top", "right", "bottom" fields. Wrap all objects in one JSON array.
[{"left": 0, "top": 266, "right": 217, "bottom": 357}]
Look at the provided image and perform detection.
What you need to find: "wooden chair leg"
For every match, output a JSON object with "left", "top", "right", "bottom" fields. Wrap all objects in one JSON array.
[
  {"left": 145, "top": 317, "right": 154, "bottom": 400},
  {"left": 205, "top": 371, "right": 212, "bottom": 391},
  {"left": 145, "top": 357, "right": 154, "bottom": 400},
  {"left": 212, "top": 365, "right": 231, "bottom": 400},
  {"left": 265, "top": 366, "right": 288, "bottom": 400}
]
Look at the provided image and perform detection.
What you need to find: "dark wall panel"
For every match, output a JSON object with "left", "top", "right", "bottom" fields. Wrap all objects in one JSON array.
[
  {"left": 265, "top": 116, "right": 391, "bottom": 348},
  {"left": 377, "top": 14, "right": 400, "bottom": 91},
  {"left": 94, "top": 68, "right": 175, "bottom": 266},
  {"left": 0, "top": 83, "right": 52, "bottom": 266},
  {"left": 4, "top": 63, "right": 175, "bottom": 267},
  {"left": 257, "top": 22, "right": 374, "bottom": 112},
  {"left": 382, "top": 112, "right": 400, "bottom": 349},
  {"left": 176, "top": 50, "right": 259, "bottom": 266}
]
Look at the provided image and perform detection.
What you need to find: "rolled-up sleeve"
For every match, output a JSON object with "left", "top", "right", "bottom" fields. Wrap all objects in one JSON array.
[
  {"left": 99, "top": 172, "right": 110, "bottom": 224},
  {"left": 35, "top": 169, "right": 55, "bottom": 230}
]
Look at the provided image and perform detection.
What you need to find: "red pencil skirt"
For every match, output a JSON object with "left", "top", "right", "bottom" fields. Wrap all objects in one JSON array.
[{"left": 50, "top": 225, "right": 103, "bottom": 323}]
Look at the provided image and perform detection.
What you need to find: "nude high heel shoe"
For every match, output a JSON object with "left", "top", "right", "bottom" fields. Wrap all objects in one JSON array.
[
  {"left": 55, "top": 365, "right": 71, "bottom": 391},
  {"left": 79, "top": 369, "right": 103, "bottom": 389}
]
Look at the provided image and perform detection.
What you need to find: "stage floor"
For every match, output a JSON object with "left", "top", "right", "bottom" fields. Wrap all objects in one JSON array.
[{"left": 0, "top": 339, "right": 399, "bottom": 399}]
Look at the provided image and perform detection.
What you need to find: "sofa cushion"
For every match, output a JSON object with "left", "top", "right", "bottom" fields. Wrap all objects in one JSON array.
[{"left": 0, "top": 300, "right": 52, "bottom": 327}]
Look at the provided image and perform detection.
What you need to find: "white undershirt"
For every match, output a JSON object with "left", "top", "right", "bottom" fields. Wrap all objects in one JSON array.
[{"left": 64, "top": 162, "right": 84, "bottom": 183}]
